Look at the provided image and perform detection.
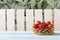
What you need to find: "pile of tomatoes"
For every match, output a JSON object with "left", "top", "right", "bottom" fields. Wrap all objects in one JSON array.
[{"left": 33, "top": 21, "right": 54, "bottom": 31}]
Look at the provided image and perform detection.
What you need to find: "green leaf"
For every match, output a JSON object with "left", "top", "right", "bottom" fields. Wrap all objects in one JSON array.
[
  {"left": 28, "top": 0, "right": 31, "bottom": 2},
  {"left": 56, "top": 0, "right": 60, "bottom": 9},
  {"left": 7, "top": 0, "right": 14, "bottom": 5},
  {"left": 41, "top": 0, "right": 48, "bottom": 9},
  {"left": 37, "top": 0, "right": 44, "bottom": 9},
  {"left": 0, "top": 4, "right": 4, "bottom": 9},
  {"left": 46, "top": 0, "right": 54, "bottom": 8},
  {"left": 30, "top": 0, "right": 36, "bottom": 9}
]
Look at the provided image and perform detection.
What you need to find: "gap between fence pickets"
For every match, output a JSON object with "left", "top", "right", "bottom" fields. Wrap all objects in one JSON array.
[{"left": 0, "top": 9, "right": 60, "bottom": 31}]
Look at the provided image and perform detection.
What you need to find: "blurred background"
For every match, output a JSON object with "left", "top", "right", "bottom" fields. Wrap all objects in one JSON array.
[{"left": 0, "top": 0, "right": 60, "bottom": 9}]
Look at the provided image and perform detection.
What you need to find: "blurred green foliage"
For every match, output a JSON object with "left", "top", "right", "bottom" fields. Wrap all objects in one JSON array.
[
  {"left": 0, "top": 4, "right": 4, "bottom": 8},
  {"left": 7, "top": 0, "right": 14, "bottom": 5},
  {"left": 0, "top": 0, "right": 60, "bottom": 9}
]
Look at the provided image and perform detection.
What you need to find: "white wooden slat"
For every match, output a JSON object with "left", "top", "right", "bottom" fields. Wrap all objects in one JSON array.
[
  {"left": 44, "top": 9, "right": 52, "bottom": 23},
  {"left": 17, "top": 9, "right": 24, "bottom": 31},
  {"left": 54, "top": 9, "right": 60, "bottom": 31},
  {"left": 26, "top": 9, "right": 34, "bottom": 31},
  {"left": 0, "top": 9, "right": 6, "bottom": 31},
  {"left": 35, "top": 9, "right": 42, "bottom": 23},
  {"left": 7, "top": 9, "right": 15, "bottom": 31}
]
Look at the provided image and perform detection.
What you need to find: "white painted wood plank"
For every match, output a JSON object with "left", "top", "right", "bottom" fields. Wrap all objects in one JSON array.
[
  {"left": 17, "top": 9, "right": 24, "bottom": 31},
  {"left": 7, "top": 9, "right": 15, "bottom": 31},
  {"left": 35, "top": 9, "right": 42, "bottom": 23},
  {"left": 44, "top": 9, "right": 52, "bottom": 23},
  {"left": 26, "top": 9, "right": 34, "bottom": 31},
  {"left": 0, "top": 9, "right": 6, "bottom": 31},
  {"left": 54, "top": 9, "right": 60, "bottom": 31}
]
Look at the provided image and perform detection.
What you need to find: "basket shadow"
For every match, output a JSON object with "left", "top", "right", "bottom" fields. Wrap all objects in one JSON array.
[{"left": 54, "top": 33, "right": 60, "bottom": 35}]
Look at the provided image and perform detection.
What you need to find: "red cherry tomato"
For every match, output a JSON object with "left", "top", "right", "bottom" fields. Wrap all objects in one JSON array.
[
  {"left": 37, "top": 21, "right": 41, "bottom": 24},
  {"left": 33, "top": 24, "right": 39, "bottom": 29},
  {"left": 42, "top": 22, "right": 46, "bottom": 27},
  {"left": 33, "top": 25, "right": 37, "bottom": 29},
  {"left": 45, "top": 23, "right": 49, "bottom": 29},
  {"left": 41, "top": 22, "right": 49, "bottom": 30},
  {"left": 39, "top": 24, "right": 42, "bottom": 29},
  {"left": 48, "top": 24, "right": 53, "bottom": 30},
  {"left": 47, "top": 21, "right": 51, "bottom": 25}
]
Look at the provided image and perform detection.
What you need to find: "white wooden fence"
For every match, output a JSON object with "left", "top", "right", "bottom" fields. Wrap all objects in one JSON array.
[{"left": 0, "top": 9, "right": 60, "bottom": 31}]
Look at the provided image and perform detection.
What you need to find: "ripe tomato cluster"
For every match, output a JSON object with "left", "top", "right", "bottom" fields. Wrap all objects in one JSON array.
[{"left": 33, "top": 21, "right": 54, "bottom": 30}]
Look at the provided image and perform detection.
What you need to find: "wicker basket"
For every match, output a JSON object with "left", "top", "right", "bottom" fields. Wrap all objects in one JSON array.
[{"left": 33, "top": 28, "right": 54, "bottom": 35}]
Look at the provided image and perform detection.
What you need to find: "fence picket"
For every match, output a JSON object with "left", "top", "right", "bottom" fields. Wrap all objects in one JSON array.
[
  {"left": 17, "top": 9, "right": 24, "bottom": 31},
  {"left": 35, "top": 9, "right": 42, "bottom": 23},
  {"left": 26, "top": 9, "right": 34, "bottom": 31},
  {"left": 44, "top": 9, "right": 52, "bottom": 23},
  {"left": 54, "top": 9, "right": 60, "bottom": 31},
  {"left": 7, "top": 9, "right": 15, "bottom": 31},
  {"left": 0, "top": 9, "right": 6, "bottom": 31}
]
